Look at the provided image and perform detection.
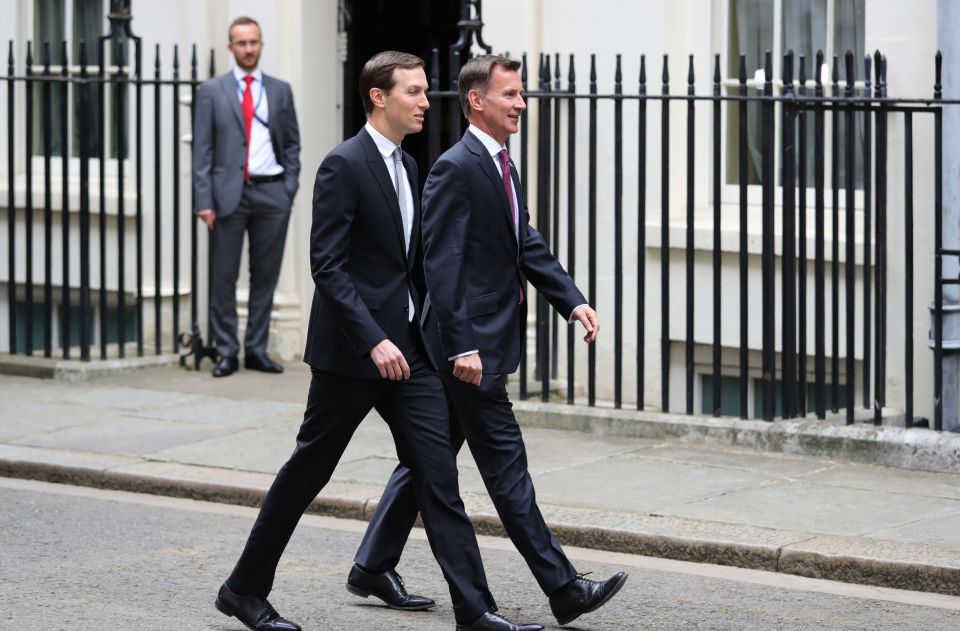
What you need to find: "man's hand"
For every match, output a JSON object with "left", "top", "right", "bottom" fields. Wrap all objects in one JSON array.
[
  {"left": 452, "top": 353, "right": 483, "bottom": 386},
  {"left": 371, "top": 339, "right": 411, "bottom": 380},
  {"left": 572, "top": 306, "right": 600, "bottom": 343},
  {"left": 196, "top": 209, "right": 216, "bottom": 231}
]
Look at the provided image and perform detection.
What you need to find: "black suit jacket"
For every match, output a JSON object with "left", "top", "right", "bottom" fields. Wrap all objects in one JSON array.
[
  {"left": 192, "top": 72, "right": 301, "bottom": 217},
  {"left": 303, "top": 128, "right": 426, "bottom": 379},
  {"left": 421, "top": 130, "right": 586, "bottom": 375}
]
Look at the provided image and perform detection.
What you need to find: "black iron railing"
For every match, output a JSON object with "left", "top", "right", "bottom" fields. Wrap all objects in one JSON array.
[
  {"left": 1, "top": 11, "right": 212, "bottom": 365},
  {"left": 422, "top": 46, "right": 957, "bottom": 430}
]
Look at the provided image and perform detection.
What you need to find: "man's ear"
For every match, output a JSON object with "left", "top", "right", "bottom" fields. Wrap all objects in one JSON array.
[
  {"left": 467, "top": 89, "right": 483, "bottom": 113},
  {"left": 369, "top": 87, "right": 386, "bottom": 109}
]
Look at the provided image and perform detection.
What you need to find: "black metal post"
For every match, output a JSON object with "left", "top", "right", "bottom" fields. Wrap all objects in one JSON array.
[
  {"left": 684, "top": 55, "right": 695, "bottom": 415},
  {"left": 588, "top": 54, "right": 598, "bottom": 406},
  {"left": 781, "top": 51, "right": 798, "bottom": 419},
  {"left": 42, "top": 42, "right": 53, "bottom": 358},
  {"left": 738, "top": 55, "right": 748, "bottom": 418},
  {"left": 638, "top": 55, "right": 647, "bottom": 411},
  {"left": 661, "top": 54, "right": 670, "bottom": 411},
  {"left": 614, "top": 53, "right": 623, "bottom": 409},
  {"left": 711, "top": 54, "right": 721, "bottom": 416},
  {"left": 761, "top": 51, "right": 775, "bottom": 421},
  {"left": 567, "top": 53, "right": 577, "bottom": 405},
  {"left": 814, "top": 50, "right": 826, "bottom": 419}
]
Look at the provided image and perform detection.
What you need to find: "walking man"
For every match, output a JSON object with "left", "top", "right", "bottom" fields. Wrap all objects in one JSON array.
[
  {"left": 193, "top": 16, "right": 300, "bottom": 377},
  {"left": 350, "top": 55, "right": 627, "bottom": 627},
  {"left": 214, "top": 51, "right": 542, "bottom": 631}
]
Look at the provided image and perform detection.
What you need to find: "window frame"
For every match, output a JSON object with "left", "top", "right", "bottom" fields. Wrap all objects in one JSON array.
[
  {"left": 718, "top": 0, "right": 867, "bottom": 212},
  {"left": 25, "top": 0, "right": 132, "bottom": 180}
]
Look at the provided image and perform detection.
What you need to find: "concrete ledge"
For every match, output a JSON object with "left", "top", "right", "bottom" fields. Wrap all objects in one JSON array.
[
  {"left": 514, "top": 401, "right": 960, "bottom": 473},
  {"left": 3, "top": 450, "right": 959, "bottom": 598},
  {"left": 0, "top": 353, "right": 180, "bottom": 381}
]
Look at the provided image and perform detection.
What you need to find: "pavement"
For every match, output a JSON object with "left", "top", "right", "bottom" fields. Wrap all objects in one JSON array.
[{"left": 3, "top": 359, "right": 960, "bottom": 599}]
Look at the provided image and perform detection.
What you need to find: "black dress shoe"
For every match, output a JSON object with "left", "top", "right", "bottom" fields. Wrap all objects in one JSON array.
[
  {"left": 346, "top": 564, "right": 435, "bottom": 611},
  {"left": 455, "top": 611, "right": 543, "bottom": 631},
  {"left": 244, "top": 353, "right": 284, "bottom": 373},
  {"left": 212, "top": 356, "right": 239, "bottom": 378},
  {"left": 214, "top": 583, "right": 301, "bottom": 631},
  {"left": 549, "top": 571, "right": 628, "bottom": 625}
]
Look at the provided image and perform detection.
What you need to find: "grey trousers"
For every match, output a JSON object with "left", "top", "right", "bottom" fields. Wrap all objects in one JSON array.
[{"left": 209, "top": 179, "right": 291, "bottom": 360}]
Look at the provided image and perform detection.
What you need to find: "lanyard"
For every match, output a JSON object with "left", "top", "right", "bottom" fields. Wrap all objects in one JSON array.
[{"left": 237, "top": 76, "right": 266, "bottom": 120}]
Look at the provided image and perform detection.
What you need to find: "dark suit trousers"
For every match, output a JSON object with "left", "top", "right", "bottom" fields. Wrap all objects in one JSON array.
[
  {"left": 355, "top": 371, "right": 578, "bottom": 596},
  {"left": 228, "top": 325, "right": 494, "bottom": 624},
  {"left": 210, "top": 179, "right": 291, "bottom": 360}
]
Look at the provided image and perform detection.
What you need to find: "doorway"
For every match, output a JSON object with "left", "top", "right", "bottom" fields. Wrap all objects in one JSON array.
[{"left": 341, "top": 0, "right": 465, "bottom": 183}]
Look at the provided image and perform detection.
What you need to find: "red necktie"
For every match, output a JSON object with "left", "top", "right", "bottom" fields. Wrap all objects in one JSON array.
[
  {"left": 497, "top": 149, "right": 524, "bottom": 303},
  {"left": 242, "top": 75, "right": 254, "bottom": 181}
]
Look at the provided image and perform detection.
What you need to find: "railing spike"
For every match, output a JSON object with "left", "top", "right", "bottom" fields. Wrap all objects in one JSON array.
[
  {"left": 935, "top": 50, "right": 943, "bottom": 100},
  {"left": 687, "top": 53, "right": 694, "bottom": 85},
  {"left": 639, "top": 54, "right": 646, "bottom": 86},
  {"left": 738, "top": 54, "right": 746, "bottom": 84},
  {"left": 662, "top": 53, "right": 668, "bottom": 85}
]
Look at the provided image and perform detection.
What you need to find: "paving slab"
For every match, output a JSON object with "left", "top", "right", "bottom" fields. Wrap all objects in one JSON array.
[
  {"left": 9, "top": 417, "right": 243, "bottom": 456},
  {"left": 797, "top": 462, "right": 960, "bottom": 501},
  {"left": 530, "top": 454, "right": 775, "bottom": 513},
  {"left": 866, "top": 511, "right": 960, "bottom": 549},
  {"left": 635, "top": 444, "right": 838, "bottom": 478},
  {"left": 660, "top": 480, "right": 960, "bottom": 536}
]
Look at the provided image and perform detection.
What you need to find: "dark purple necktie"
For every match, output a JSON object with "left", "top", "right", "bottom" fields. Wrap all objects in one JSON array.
[{"left": 497, "top": 149, "right": 524, "bottom": 303}]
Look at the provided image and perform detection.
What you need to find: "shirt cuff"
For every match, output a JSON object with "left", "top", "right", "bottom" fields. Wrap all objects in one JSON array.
[
  {"left": 568, "top": 304, "right": 588, "bottom": 324},
  {"left": 448, "top": 350, "right": 479, "bottom": 361}
]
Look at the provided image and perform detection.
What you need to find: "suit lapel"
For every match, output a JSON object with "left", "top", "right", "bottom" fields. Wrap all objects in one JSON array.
[
  {"left": 359, "top": 129, "right": 407, "bottom": 262},
  {"left": 463, "top": 132, "right": 518, "bottom": 249},
  {"left": 219, "top": 73, "right": 245, "bottom": 133},
  {"left": 262, "top": 74, "right": 283, "bottom": 163}
]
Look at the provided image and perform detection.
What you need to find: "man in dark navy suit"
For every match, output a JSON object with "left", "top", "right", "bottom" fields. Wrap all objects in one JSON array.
[
  {"left": 213, "top": 51, "right": 542, "bottom": 631},
  {"left": 351, "top": 55, "right": 628, "bottom": 627}
]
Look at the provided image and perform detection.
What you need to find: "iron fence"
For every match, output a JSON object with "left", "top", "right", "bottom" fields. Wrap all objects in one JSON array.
[
  {"left": 423, "top": 46, "right": 957, "bottom": 430},
  {"left": 1, "top": 13, "right": 213, "bottom": 365}
]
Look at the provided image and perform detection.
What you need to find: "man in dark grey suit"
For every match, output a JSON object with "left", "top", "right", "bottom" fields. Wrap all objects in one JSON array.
[{"left": 193, "top": 15, "right": 300, "bottom": 377}]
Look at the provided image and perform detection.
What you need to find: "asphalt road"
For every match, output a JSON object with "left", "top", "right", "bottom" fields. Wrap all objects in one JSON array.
[{"left": 2, "top": 477, "right": 960, "bottom": 631}]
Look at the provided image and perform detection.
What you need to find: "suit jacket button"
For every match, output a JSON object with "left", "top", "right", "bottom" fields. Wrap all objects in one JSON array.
[{"left": 402, "top": 304, "right": 409, "bottom": 313}]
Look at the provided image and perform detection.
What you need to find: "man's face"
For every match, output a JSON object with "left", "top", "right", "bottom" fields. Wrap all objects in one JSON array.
[
  {"left": 228, "top": 23, "right": 262, "bottom": 72},
  {"left": 473, "top": 65, "right": 526, "bottom": 144},
  {"left": 379, "top": 67, "right": 430, "bottom": 137}
]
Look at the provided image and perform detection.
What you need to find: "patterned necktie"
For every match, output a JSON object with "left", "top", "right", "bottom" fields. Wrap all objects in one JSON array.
[
  {"left": 497, "top": 149, "right": 518, "bottom": 242},
  {"left": 497, "top": 149, "right": 524, "bottom": 303},
  {"left": 241, "top": 75, "right": 255, "bottom": 181}
]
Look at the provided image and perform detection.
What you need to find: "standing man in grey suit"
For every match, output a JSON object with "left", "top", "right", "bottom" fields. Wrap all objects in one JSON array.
[{"left": 193, "top": 15, "right": 301, "bottom": 377}]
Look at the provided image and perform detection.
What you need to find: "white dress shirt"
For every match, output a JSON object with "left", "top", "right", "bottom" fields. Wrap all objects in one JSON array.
[
  {"left": 364, "top": 122, "right": 416, "bottom": 321},
  {"left": 233, "top": 66, "right": 283, "bottom": 177}
]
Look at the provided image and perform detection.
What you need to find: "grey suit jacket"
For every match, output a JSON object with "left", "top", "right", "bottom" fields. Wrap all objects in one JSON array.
[{"left": 192, "top": 71, "right": 301, "bottom": 217}]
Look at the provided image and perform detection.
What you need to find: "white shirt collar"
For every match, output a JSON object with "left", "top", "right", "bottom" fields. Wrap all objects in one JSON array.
[
  {"left": 232, "top": 66, "right": 263, "bottom": 84},
  {"left": 468, "top": 124, "right": 506, "bottom": 157},
  {"left": 364, "top": 122, "right": 401, "bottom": 159}
]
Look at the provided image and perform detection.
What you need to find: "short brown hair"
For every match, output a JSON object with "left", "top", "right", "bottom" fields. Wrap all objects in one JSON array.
[
  {"left": 458, "top": 55, "right": 522, "bottom": 118},
  {"left": 228, "top": 16, "right": 261, "bottom": 42},
  {"left": 359, "top": 51, "right": 425, "bottom": 116}
]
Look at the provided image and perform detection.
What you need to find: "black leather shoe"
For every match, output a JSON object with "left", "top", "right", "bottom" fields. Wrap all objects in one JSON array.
[
  {"left": 212, "top": 356, "right": 239, "bottom": 378},
  {"left": 455, "top": 611, "right": 544, "bottom": 631},
  {"left": 214, "top": 583, "right": 301, "bottom": 631},
  {"left": 244, "top": 353, "right": 284, "bottom": 373},
  {"left": 346, "top": 564, "right": 435, "bottom": 611},
  {"left": 549, "top": 571, "right": 628, "bottom": 625}
]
